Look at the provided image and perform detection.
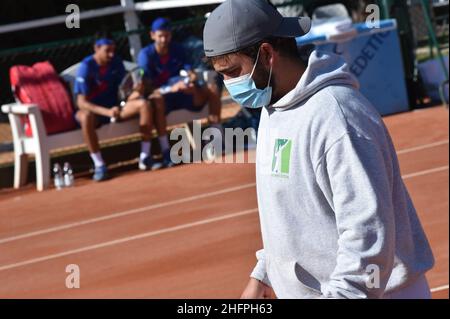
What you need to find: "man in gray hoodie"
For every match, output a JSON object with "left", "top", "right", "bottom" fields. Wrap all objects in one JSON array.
[{"left": 203, "top": 0, "right": 434, "bottom": 299}]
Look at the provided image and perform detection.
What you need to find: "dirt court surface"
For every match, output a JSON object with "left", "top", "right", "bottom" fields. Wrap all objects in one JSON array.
[{"left": 0, "top": 106, "right": 448, "bottom": 299}]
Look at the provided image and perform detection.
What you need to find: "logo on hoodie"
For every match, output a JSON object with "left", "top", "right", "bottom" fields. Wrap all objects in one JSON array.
[{"left": 271, "top": 139, "right": 292, "bottom": 178}]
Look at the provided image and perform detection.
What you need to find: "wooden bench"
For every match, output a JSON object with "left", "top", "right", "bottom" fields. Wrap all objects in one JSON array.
[{"left": 1, "top": 61, "right": 221, "bottom": 191}]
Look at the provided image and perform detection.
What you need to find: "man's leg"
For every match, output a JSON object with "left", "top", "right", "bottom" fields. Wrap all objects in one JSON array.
[
  {"left": 205, "top": 83, "right": 222, "bottom": 125},
  {"left": 120, "top": 98, "right": 162, "bottom": 170},
  {"left": 191, "top": 85, "right": 222, "bottom": 125},
  {"left": 149, "top": 95, "right": 173, "bottom": 167},
  {"left": 75, "top": 109, "right": 108, "bottom": 181},
  {"left": 76, "top": 109, "right": 100, "bottom": 153},
  {"left": 192, "top": 85, "right": 224, "bottom": 145},
  {"left": 190, "top": 86, "right": 224, "bottom": 160},
  {"left": 120, "top": 98, "right": 153, "bottom": 140}
]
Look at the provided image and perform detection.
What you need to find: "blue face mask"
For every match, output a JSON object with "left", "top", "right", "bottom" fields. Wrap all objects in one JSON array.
[{"left": 223, "top": 47, "right": 273, "bottom": 109}]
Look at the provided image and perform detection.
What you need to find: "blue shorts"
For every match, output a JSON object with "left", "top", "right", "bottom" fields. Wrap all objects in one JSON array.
[{"left": 164, "top": 92, "right": 205, "bottom": 115}]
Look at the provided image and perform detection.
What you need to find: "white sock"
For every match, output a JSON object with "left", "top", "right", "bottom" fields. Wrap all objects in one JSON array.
[
  {"left": 158, "top": 135, "right": 170, "bottom": 153},
  {"left": 140, "top": 141, "right": 151, "bottom": 161},
  {"left": 90, "top": 152, "right": 105, "bottom": 168}
]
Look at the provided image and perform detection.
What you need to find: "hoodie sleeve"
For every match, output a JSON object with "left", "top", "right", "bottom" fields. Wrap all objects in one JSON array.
[
  {"left": 250, "top": 249, "right": 271, "bottom": 287},
  {"left": 315, "top": 132, "right": 395, "bottom": 299}
]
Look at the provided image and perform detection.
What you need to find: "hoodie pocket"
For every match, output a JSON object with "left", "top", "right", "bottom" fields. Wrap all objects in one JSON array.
[
  {"left": 268, "top": 256, "right": 323, "bottom": 298},
  {"left": 294, "top": 262, "right": 323, "bottom": 297}
]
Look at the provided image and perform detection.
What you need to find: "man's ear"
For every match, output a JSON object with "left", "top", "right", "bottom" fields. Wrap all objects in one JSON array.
[{"left": 260, "top": 43, "right": 275, "bottom": 67}]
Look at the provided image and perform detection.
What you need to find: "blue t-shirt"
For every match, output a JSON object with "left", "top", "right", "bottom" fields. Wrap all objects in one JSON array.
[
  {"left": 137, "top": 42, "right": 191, "bottom": 88},
  {"left": 74, "top": 55, "right": 126, "bottom": 108}
]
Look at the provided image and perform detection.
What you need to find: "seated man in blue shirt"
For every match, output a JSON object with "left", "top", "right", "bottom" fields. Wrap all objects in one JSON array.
[
  {"left": 138, "top": 18, "right": 223, "bottom": 137},
  {"left": 74, "top": 31, "right": 168, "bottom": 182}
]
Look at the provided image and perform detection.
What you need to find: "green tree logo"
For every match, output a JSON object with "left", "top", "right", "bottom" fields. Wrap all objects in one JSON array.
[{"left": 271, "top": 139, "right": 292, "bottom": 177}]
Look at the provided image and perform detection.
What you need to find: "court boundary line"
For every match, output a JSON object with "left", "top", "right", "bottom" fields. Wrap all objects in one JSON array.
[
  {"left": 0, "top": 164, "right": 448, "bottom": 246},
  {"left": 402, "top": 166, "right": 448, "bottom": 179},
  {"left": 430, "top": 284, "right": 449, "bottom": 293},
  {"left": 0, "top": 182, "right": 257, "bottom": 244},
  {"left": 397, "top": 140, "right": 448, "bottom": 155},
  {"left": 0, "top": 139, "right": 447, "bottom": 245},
  {"left": 0, "top": 208, "right": 258, "bottom": 272},
  {"left": 0, "top": 164, "right": 449, "bottom": 272}
]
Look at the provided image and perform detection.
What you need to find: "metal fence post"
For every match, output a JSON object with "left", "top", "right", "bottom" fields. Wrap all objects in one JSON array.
[{"left": 121, "top": 0, "right": 142, "bottom": 62}]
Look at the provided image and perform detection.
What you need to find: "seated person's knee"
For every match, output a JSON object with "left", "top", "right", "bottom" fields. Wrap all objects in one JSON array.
[
  {"left": 138, "top": 98, "right": 151, "bottom": 110},
  {"left": 76, "top": 110, "right": 94, "bottom": 125},
  {"left": 150, "top": 94, "right": 164, "bottom": 104},
  {"left": 150, "top": 95, "right": 165, "bottom": 110}
]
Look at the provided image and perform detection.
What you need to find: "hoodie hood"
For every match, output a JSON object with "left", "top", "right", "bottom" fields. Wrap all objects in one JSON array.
[{"left": 271, "top": 50, "right": 359, "bottom": 110}]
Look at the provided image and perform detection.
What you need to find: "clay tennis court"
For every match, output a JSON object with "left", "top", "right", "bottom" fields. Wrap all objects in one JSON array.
[{"left": 0, "top": 105, "right": 448, "bottom": 299}]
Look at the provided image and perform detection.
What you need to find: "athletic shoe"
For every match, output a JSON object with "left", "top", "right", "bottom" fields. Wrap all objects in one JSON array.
[
  {"left": 162, "top": 150, "right": 175, "bottom": 168},
  {"left": 93, "top": 165, "right": 109, "bottom": 182},
  {"left": 139, "top": 156, "right": 163, "bottom": 171}
]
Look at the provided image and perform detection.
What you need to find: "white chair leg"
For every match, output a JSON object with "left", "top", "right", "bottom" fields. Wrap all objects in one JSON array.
[
  {"left": 27, "top": 108, "right": 50, "bottom": 191},
  {"left": 35, "top": 148, "right": 50, "bottom": 191},
  {"left": 13, "top": 153, "right": 28, "bottom": 188},
  {"left": 8, "top": 112, "right": 28, "bottom": 189}
]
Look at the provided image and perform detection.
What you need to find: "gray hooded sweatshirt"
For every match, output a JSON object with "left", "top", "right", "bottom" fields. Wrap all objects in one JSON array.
[{"left": 250, "top": 50, "right": 434, "bottom": 299}]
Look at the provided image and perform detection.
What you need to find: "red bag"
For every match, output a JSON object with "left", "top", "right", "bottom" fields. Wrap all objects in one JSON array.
[{"left": 10, "top": 61, "right": 76, "bottom": 136}]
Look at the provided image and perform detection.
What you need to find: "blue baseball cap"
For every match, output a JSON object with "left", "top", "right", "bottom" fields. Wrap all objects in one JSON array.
[{"left": 151, "top": 17, "right": 172, "bottom": 32}]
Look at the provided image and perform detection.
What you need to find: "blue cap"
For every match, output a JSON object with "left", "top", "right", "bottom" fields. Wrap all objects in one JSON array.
[{"left": 151, "top": 17, "right": 171, "bottom": 32}]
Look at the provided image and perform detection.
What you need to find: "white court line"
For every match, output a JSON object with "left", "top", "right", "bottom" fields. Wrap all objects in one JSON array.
[
  {"left": 0, "top": 208, "right": 258, "bottom": 272},
  {"left": 402, "top": 166, "right": 449, "bottom": 179},
  {"left": 430, "top": 284, "right": 449, "bottom": 293},
  {"left": 1, "top": 162, "right": 448, "bottom": 245},
  {"left": 0, "top": 140, "right": 446, "bottom": 245},
  {"left": 0, "top": 182, "right": 256, "bottom": 244},
  {"left": 397, "top": 140, "right": 449, "bottom": 155},
  {"left": 0, "top": 164, "right": 449, "bottom": 272}
]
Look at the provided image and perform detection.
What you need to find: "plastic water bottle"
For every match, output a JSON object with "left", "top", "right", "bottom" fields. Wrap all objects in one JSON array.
[
  {"left": 63, "top": 162, "right": 74, "bottom": 187},
  {"left": 53, "top": 163, "right": 64, "bottom": 190}
]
